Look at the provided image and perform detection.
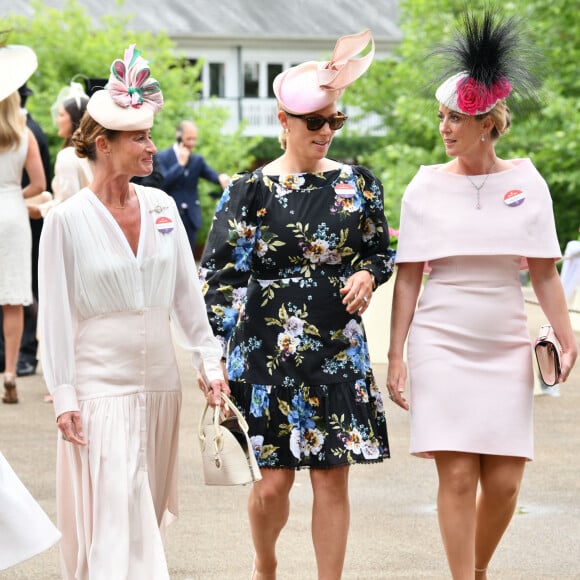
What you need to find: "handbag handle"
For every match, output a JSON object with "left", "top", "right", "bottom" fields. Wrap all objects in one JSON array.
[{"left": 197, "top": 393, "right": 250, "bottom": 465}]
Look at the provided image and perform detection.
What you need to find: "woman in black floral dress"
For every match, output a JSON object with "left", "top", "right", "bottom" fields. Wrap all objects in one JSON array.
[{"left": 199, "top": 30, "right": 394, "bottom": 580}]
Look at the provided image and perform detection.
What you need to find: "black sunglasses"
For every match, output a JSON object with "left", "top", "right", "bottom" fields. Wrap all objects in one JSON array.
[{"left": 284, "top": 111, "right": 348, "bottom": 131}]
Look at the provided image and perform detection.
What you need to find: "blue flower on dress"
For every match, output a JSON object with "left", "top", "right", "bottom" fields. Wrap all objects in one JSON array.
[
  {"left": 232, "top": 237, "right": 254, "bottom": 271},
  {"left": 287, "top": 393, "right": 316, "bottom": 431},
  {"left": 227, "top": 346, "right": 245, "bottom": 380},
  {"left": 215, "top": 186, "right": 231, "bottom": 213},
  {"left": 346, "top": 333, "right": 371, "bottom": 374},
  {"left": 222, "top": 306, "right": 239, "bottom": 334},
  {"left": 250, "top": 384, "right": 270, "bottom": 418}
]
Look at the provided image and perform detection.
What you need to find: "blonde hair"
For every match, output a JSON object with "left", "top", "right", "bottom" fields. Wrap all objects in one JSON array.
[
  {"left": 477, "top": 99, "right": 511, "bottom": 141},
  {"left": 72, "top": 113, "right": 119, "bottom": 161},
  {"left": 0, "top": 91, "right": 26, "bottom": 152},
  {"left": 277, "top": 101, "right": 287, "bottom": 150}
]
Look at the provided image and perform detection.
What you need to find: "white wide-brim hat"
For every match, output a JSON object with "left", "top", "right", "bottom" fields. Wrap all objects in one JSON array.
[
  {"left": 273, "top": 29, "right": 375, "bottom": 115},
  {"left": 0, "top": 45, "right": 38, "bottom": 102}
]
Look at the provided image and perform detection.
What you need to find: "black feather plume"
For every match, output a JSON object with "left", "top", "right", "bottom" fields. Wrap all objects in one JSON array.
[{"left": 433, "top": 6, "right": 542, "bottom": 108}]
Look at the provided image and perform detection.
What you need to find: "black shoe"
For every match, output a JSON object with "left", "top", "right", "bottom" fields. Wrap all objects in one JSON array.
[{"left": 16, "top": 361, "right": 37, "bottom": 377}]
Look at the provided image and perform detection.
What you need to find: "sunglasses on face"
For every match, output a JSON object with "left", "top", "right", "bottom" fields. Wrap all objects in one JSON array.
[{"left": 285, "top": 111, "right": 348, "bottom": 131}]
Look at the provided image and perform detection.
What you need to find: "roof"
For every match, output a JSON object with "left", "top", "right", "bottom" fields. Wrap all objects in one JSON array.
[{"left": 9, "top": 0, "right": 401, "bottom": 49}]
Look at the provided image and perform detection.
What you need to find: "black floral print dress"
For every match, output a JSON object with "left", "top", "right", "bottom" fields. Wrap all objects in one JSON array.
[{"left": 199, "top": 164, "right": 394, "bottom": 469}]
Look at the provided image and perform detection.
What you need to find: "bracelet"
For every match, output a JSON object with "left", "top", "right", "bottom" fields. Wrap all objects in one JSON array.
[{"left": 364, "top": 270, "right": 377, "bottom": 290}]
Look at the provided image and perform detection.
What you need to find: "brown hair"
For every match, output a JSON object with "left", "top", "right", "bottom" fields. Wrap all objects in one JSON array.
[
  {"left": 61, "top": 95, "right": 90, "bottom": 148},
  {"left": 72, "top": 113, "right": 119, "bottom": 161}
]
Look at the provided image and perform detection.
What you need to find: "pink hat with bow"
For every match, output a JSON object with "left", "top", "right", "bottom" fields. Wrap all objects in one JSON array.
[
  {"left": 273, "top": 29, "right": 375, "bottom": 115},
  {"left": 87, "top": 44, "right": 163, "bottom": 131}
]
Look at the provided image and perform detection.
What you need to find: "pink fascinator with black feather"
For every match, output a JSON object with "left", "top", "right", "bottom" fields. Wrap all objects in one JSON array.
[{"left": 433, "top": 8, "right": 540, "bottom": 116}]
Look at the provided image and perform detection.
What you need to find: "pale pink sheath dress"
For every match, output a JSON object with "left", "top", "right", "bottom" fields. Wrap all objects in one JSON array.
[
  {"left": 39, "top": 186, "right": 224, "bottom": 580},
  {"left": 396, "top": 159, "right": 561, "bottom": 460}
]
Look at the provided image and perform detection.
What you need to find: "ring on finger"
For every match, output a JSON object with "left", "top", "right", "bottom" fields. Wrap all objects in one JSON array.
[{"left": 362, "top": 296, "right": 369, "bottom": 303}]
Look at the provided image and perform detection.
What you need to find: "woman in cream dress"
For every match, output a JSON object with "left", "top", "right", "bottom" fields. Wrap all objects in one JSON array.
[
  {"left": 38, "top": 46, "right": 228, "bottom": 579},
  {"left": 387, "top": 10, "right": 577, "bottom": 580},
  {"left": 0, "top": 45, "right": 46, "bottom": 403},
  {"left": 27, "top": 81, "right": 92, "bottom": 220}
]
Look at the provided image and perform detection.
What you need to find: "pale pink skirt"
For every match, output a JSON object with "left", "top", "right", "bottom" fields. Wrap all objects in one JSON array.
[{"left": 408, "top": 255, "right": 534, "bottom": 459}]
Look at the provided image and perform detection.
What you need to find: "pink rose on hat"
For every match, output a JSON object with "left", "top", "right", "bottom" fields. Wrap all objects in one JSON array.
[{"left": 455, "top": 77, "right": 494, "bottom": 115}]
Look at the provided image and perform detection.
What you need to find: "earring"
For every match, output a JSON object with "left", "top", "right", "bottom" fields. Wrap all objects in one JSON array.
[
  {"left": 284, "top": 128, "right": 289, "bottom": 134},
  {"left": 481, "top": 134, "right": 486, "bottom": 142}
]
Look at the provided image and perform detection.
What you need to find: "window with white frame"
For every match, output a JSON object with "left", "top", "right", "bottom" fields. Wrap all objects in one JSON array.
[
  {"left": 267, "top": 64, "right": 283, "bottom": 98},
  {"left": 208, "top": 62, "right": 225, "bottom": 97},
  {"left": 243, "top": 62, "right": 259, "bottom": 97}
]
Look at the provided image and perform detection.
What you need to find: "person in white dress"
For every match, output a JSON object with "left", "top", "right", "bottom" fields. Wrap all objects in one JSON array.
[
  {"left": 27, "top": 81, "right": 93, "bottom": 219},
  {"left": 38, "top": 45, "right": 229, "bottom": 580},
  {"left": 0, "top": 44, "right": 46, "bottom": 404},
  {"left": 386, "top": 10, "right": 577, "bottom": 580},
  {"left": 0, "top": 42, "right": 60, "bottom": 571}
]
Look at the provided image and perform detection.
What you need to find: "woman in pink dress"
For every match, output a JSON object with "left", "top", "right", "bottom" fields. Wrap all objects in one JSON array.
[{"left": 387, "top": 10, "right": 577, "bottom": 579}]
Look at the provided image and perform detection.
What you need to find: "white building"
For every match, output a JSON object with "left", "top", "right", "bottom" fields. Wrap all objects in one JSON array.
[{"left": 10, "top": 0, "right": 401, "bottom": 135}]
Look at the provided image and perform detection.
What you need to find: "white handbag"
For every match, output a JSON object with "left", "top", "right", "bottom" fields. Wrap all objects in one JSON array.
[{"left": 198, "top": 393, "right": 262, "bottom": 486}]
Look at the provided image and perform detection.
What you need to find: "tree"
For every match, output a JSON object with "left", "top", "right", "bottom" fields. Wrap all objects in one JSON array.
[
  {"left": 4, "top": 0, "right": 260, "bottom": 244},
  {"left": 344, "top": 0, "right": 580, "bottom": 247}
]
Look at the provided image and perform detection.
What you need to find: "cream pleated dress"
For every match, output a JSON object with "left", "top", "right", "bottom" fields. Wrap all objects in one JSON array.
[
  {"left": 39, "top": 185, "right": 224, "bottom": 580},
  {"left": 396, "top": 159, "right": 561, "bottom": 460}
]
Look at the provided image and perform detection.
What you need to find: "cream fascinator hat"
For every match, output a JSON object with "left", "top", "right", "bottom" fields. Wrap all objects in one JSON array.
[
  {"left": 434, "top": 9, "right": 540, "bottom": 116},
  {"left": 0, "top": 44, "right": 38, "bottom": 102},
  {"left": 86, "top": 44, "right": 163, "bottom": 131},
  {"left": 50, "top": 80, "right": 89, "bottom": 124},
  {"left": 273, "top": 29, "right": 375, "bottom": 115}
]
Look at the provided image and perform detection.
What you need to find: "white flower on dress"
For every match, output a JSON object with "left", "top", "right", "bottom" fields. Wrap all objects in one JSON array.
[
  {"left": 361, "top": 439, "right": 380, "bottom": 460},
  {"left": 289, "top": 428, "right": 301, "bottom": 459},
  {"left": 303, "top": 428, "right": 325, "bottom": 456},
  {"left": 277, "top": 332, "right": 300, "bottom": 355},
  {"left": 343, "top": 319, "right": 363, "bottom": 340},
  {"left": 284, "top": 316, "right": 305, "bottom": 337},
  {"left": 344, "top": 427, "right": 363, "bottom": 455}
]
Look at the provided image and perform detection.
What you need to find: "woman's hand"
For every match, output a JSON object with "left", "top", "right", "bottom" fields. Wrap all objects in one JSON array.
[
  {"left": 340, "top": 270, "right": 374, "bottom": 315},
  {"left": 205, "top": 379, "right": 230, "bottom": 408},
  {"left": 57, "top": 411, "right": 87, "bottom": 446},
  {"left": 26, "top": 203, "right": 42, "bottom": 220},
  {"left": 559, "top": 347, "right": 578, "bottom": 384},
  {"left": 386, "top": 358, "right": 410, "bottom": 410}
]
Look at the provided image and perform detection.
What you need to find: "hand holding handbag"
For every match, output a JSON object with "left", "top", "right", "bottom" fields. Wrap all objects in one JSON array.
[
  {"left": 198, "top": 393, "right": 262, "bottom": 486},
  {"left": 534, "top": 324, "right": 562, "bottom": 387}
]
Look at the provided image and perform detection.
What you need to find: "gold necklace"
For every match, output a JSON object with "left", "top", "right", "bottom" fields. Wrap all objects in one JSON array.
[
  {"left": 98, "top": 195, "right": 129, "bottom": 210},
  {"left": 464, "top": 161, "right": 496, "bottom": 210}
]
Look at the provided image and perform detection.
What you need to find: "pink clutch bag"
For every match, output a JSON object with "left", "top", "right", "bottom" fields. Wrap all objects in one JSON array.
[{"left": 534, "top": 325, "right": 562, "bottom": 387}]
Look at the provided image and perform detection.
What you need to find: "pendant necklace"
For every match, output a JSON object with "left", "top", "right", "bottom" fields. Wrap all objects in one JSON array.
[{"left": 464, "top": 161, "right": 496, "bottom": 209}]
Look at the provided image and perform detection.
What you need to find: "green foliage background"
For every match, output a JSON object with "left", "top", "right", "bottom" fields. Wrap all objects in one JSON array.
[
  {"left": 5, "top": 0, "right": 579, "bottom": 247},
  {"left": 4, "top": 0, "right": 259, "bottom": 244},
  {"left": 344, "top": 0, "right": 579, "bottom": 247}
]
